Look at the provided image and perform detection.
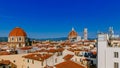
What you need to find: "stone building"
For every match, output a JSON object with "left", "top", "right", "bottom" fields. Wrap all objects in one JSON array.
[
  {"left": 68, "top": 28, "right": 78, "bottom": 42},
  {"left": 8, "top": 27, "right": 28, "bottom": 48}
]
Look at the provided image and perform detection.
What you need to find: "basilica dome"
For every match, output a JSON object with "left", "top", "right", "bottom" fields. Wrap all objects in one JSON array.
[
  {"left": 68, "top": 28, "right": 78, "bottom": 39},
  {"left": 9, "top": 27, "right": 27, "bottom": 37}
]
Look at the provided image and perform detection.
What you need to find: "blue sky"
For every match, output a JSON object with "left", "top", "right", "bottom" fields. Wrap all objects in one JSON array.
[{"left": 0, "top": 0, "right": 120, "bottom": 38}]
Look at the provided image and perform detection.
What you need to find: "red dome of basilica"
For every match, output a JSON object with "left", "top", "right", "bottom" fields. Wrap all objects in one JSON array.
[
  {"left": 9, "top": 27, "right": 27, "bottom": 37},
  {"left": 68, "top": 28, "right": 78, "bottom": 39}
]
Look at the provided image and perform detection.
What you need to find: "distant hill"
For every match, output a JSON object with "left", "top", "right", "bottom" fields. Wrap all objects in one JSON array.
[
  {"left": 0, "top": 37, "right": 68, "bottom": 42},
  {"left": 0, "top": 37, "right": 96, "bottom": 42},
  {"left": 30, "top": 37, "right": 68, "bottom": 41},
  {"left": 0, "top": 37, "right": 8, "bottom": 42}
]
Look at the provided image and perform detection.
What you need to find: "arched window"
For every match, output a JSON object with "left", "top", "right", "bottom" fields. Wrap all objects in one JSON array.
[
  {"left": 11, "top": 37, "right": 14, "bottom": 40},
  {"left": 19, "top": 37, "right": 22, "bottom": 41}
]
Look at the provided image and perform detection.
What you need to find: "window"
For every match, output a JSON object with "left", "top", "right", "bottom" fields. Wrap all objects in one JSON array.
[
  {"left": 3, "top": 66, "right": 5, "bottom": 68},
  {"left": 41, "top": 62, "right": 44, "bottom": 66},
  {"left": 12, "top": 37, "right": 14, "bottom": 40},
  {"left": 32, "top": 60, "right": 34, "bottom": 64},
  {"left": 114, "top": 52, "right": 119, "bottom": 58},
  {"left": 19, "top": 37, "right": 21, "bottom": 41},
  {"left": 55, "top": 58, "right": 57, "bottom": 63},
  {"left": 114, "top": 62, "right": 119, "bottom": 68},
  {"left": 13, "top": 60, "right": 16, "bottom": 63},
  {"left": 75, "top": 58, "right": 77, "bottom": 62},
  {"left": 27, "top": 59, "right": 29, "bottom": 63}
]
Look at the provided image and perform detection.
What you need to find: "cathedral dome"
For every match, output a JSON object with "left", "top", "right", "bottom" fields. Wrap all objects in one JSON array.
[
  {"left": 9, "top": 27, "right": 27, "bottom": 37},
  {"left": 68, "top": 28, "right": 78, "bottom": 39}
]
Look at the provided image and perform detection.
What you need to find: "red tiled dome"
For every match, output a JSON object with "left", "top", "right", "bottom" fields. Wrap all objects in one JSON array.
[
  {"left": 9, "top": 27, "right": 27, "bottom": 37},
  {"left": 68, "top": 28, "right": 78, "bottom": 39}
]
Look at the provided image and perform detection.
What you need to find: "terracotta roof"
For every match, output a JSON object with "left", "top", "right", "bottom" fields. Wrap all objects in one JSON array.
[
  {"left": 50, "top": 42, "right": 58, "bottom": 45},
  {"left": 84, "top": 40, "right": 96, "bottom": 42},
  {"left": 36, "top": 48, "right": 64, "bottom": 53},
  {"left": 61, "top": 40, "right": 73, "bottom": 45},
  {"left": 55, "top": 60, "right": 85, "bottom": 68},
  {"left": 0, "top": 51, "right": 10, "bottom": 55},
  {"left": 44, "top": 65, "right": 53, "bottom": 68},
  {"left": 36, "top": 49, "right": 48, "bottom": 52},
  {"left": 68, "top": 28, "right": 78, "bottom": 39},
  {"left": 9, "top": 27, "right": 27, "bottom": 36},
  {"left": 63, "top": 54, "right": 74, "bottom": 61},
  {"left": 23, "top": 54, "right": 52, "bottom": 61},
  {"left": 0, "top": 59, "right": 17, "bottom": 67},
  {"left": 37, "top": 45, "right": 49, "bottom": 48},
  {"left": 0, "top": 42, "right": 8, "bottom": 45},
  {"left": 48, "top": 45, "right": 55, "bottom": 48},
  {"left": 67, "top": 48, "right": 82, "bottom": 52},
  {"left": 20, "top": 46, "right": 32, "bottom": 50},
  {"left": 48, "top": 49, "right": 56, "bottom": 53},
  {"left": 56, "top": 48, "right": 64, "bottom": 52},
  {"left": 0, "top": 60, "right": 10, "bottom": 65},
  {"left": 92, "top": 51, "right": 97, "bottom": 55}
]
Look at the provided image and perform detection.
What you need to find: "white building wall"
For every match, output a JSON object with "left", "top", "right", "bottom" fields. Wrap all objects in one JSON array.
[
  {"left": 0, "top": 54, "right": 55, "bottom": 68},
  {"left": 98, "top": 34, "right": 108, "bottom": 68},
  {"left": 24, "top": 59, "right": 46, "bottom": 68},
  {"left": 106, "top": 47, "right": 120, "bottom": 68},
  {"left": 84, "top": 28, "right": 88, "bottom": 40},
  {"left": 0, "top": 49, "right": 76, "bottom": 68}
]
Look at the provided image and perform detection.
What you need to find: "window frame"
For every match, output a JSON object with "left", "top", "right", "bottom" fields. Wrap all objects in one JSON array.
[
  {"left": 114, "top": 62, "right": 119, "bottom": 68},
  {"left": 114, "top": 52, "right": 119, "bottom": 58}
]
